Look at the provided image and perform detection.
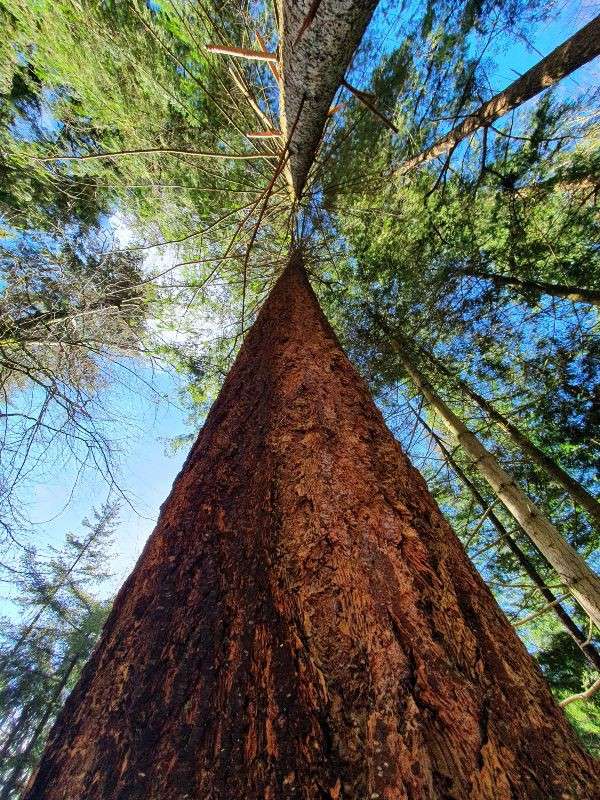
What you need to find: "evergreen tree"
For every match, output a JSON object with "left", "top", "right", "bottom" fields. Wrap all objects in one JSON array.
[
  {"left": 0, "top": 502, "right": 117, "bottom": 799},
  {"left": 0, "top": 0, "right": 598, "bottom": 795}
]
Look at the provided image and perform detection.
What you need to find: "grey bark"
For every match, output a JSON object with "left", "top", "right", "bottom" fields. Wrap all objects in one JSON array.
[
  {"left": 386, "top": 332, "right": 600, "bottom": 630},
  {"left": 277, "top": 0, "right": 378, "bottom": 197},
  {"left": 426, "top": 350, "right": 600, "bottom": 528},
  {"left": 397, "top": 14, "right": 600, "bottom": 174}
]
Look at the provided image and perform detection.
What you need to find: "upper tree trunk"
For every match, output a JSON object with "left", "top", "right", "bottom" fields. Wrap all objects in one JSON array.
[
  {"left": 397, "top": 14, "right": 600, "bottom": 174},
  {"left": 24, "top": 255, "right": 598, "bottom": 799},
  {"left": 277, "top": 0, "right": 379, "bottom": 197}
]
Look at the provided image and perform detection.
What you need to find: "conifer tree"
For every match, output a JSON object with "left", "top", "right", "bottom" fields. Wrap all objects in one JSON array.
[
  {"left": 0, "top": 0, "right": 598, "bottom": 797},
  {"left": 0, "top": 504, "right": 116, "bottom": 799},
  {"left": 21, "top": 252, "right": 600, "bottom": 800}
]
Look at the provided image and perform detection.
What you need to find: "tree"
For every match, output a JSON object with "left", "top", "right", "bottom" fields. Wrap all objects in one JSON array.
[
  {"left": 456, "top": 269, "right": 600, "bottom": 305},
  {"left": 420, "top": 346, "right": 600, "bottom": 527},
  {"left": 0, "top": 503, "right": 116, "bottom": 799},
  {"left": 395, "top": 14, "right": 600, "bottom": 174},
  {"left": 276, "top": 0, "right": 379, "bottom": 197},
  {"left": 0, "top": 232, "right": 151, "bottom": 549},
  {"left": 378, "top": 322, "right": 600, "bottom": 629},
  {"left": 2, "top": 0, "right": 599, "bottom": 796},
  {"left": 20, "top": 254, "right": 599, "bottom": 799},
  {"left": 423, "top": 417, "right": 600, "bottom": 671}
]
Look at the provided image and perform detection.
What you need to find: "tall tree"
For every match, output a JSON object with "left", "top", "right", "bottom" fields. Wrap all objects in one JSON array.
[
  {"left": 423, "top": 417, "right": 600, "bottom": 671},
  {"left": 420, "top": 347, "right": 600, "bottom": 527},
  {"left": 21, "top": 254, "right": 599, "bottom": 799},
  {"left": 395, "top": 14, "right": 600, "bottom": 174},
  {"left": 276, "top": 0, "right": 379, "bottom": 197},
  {"left": 3, "top": 0, "right": 599, "bottom": 796},
  {"left": 381, "top": 323, "right": 600, "bottom": 628}
]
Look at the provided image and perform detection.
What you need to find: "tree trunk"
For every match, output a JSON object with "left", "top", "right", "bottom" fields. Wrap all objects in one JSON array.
[
  {"left": 425, "top": 349, "right": 600, "bottom": 528},
  {"left": 24, "top": 255, "right": 598, "bottom": 799},
  {"left": 424, "top": 418, "right": 600, "bottom": 672},
  {"left": 388, "top": 331, "right": 600, "bottom": 632},
  {"left": 397, "top": 14, "right": 600, "bottom": 174},
  {"left": 277, "top": 0, "right": 379, "bottom": 198},
  {"left": 0, "top": 293, "right": 135, "bottom": 344},
  {"left": 461, "top": 268, "right": 600, "bottom": 306}
]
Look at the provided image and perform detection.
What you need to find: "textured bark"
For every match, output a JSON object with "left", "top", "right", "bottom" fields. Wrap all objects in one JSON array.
[
  {"left": 397, "top": 14, "right": 600, "bottom": 174},
  {"left": 389, "top": 332, "right": 600, "bottom": 631},
  {"left": 426, "top": 349, "right": 600, "bottom": 528},
  {"left": 277, "top": 0, "right": 378, "bottom": 197},
  {"left": 463, "top": 268, "right": 600, "bottom": 307},
  {"left": 25, "top": 255, "right": 598, "bottom": 800},
  {"left": 429, "top": 424, "right": 600, "bottom": 673}
]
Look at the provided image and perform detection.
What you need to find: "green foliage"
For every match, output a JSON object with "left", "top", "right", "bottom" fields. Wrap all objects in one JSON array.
[
  {"left": 0, "top": 0, "right": 598, "bottom": 765},
  {"left": 0, "top": 502, "right": 117, "bottom": 798},
  {"left": 312, "top": 19, "right": 600, "bottom": 754}
]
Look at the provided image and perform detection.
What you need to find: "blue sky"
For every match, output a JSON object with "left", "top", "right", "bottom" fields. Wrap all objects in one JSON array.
[
  {"left": 1, "top": 367, "right": 190, "bottom": 615},
  {"left": 2, "top": 0, "right": 599, "bottom": 620},
  {"left": 492, "top": 0, "right": 599, "bottom": 91}
]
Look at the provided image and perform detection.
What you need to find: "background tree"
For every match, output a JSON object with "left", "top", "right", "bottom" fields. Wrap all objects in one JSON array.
[{"left": 0, "top": 502, "right": 117, "bottom": 799}]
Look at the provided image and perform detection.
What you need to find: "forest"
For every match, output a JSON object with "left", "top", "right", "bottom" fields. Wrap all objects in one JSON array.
[{"left": 0, "top": 0, "right": 599, "bottom": 797}]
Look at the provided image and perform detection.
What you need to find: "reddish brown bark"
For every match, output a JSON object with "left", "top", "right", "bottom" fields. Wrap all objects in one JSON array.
[{"left": 24, "top": 253, "right": 598, "bottom": 799}]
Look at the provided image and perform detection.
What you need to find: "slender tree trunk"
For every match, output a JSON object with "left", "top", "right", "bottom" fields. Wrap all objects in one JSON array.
[
  {"left": 386, "top": 329, "right": 600, "bottom": 630},
  {"left": 424, "top": 349, "right": 600, "bottom": 527},
  {"left": 423, "top": 418, "right": 600, "bottom": 671},
  {"left": 461, "top": 268, "right": 600, "bottom": 306},
  {"left": 0, "top": 297, "right": 133, "bottom": 343},
  {"left": 23, "top": 254, "right": 598, "bottom": 799},
  {"left": 1, "top": 656, "right": 78, "bottom": 800},
  {"left": 397, "top": 14, "right": 600, "bottom": 174}
]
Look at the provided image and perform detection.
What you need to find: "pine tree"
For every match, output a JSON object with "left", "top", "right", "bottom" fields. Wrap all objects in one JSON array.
[
  {"left": 0, "top": 503, "right": 117, "bottom": 799},
  {"left": 22, "top": 254, "right": 599, "bottom": 799},
  {"left": 2, "top": 1, "right": 599, "bottom": 797}
]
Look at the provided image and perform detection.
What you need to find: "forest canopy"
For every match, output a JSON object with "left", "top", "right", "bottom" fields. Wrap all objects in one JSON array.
[{"left": 0, "top": 0, "right": 599, "bottom": 794}]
